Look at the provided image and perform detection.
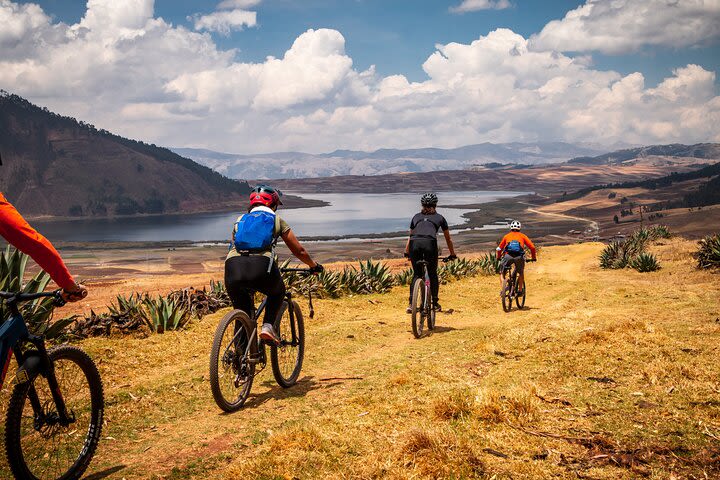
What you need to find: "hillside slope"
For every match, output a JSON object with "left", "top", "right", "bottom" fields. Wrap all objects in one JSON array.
[
  {"left": 0, "top": 92, "right": 250, "bottom": 217},
  {"left": 2, "top": 240, "right": 716, "bottom": 478}
]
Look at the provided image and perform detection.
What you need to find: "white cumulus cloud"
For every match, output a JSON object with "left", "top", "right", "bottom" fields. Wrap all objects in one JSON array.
[
  {"left": 191, "top": 9, "right": 257, "bottom": 35},
  {"left": 530, "top": 0, "right": 720, "bottom": 54},
  {"left": 450, "top": 0, "right": 511, "bottom": 14},
  {"left": 217, "top": 0, "right": 262, "bottom": 8},
  {"left": 0, "top": 0, "right": 718, "bottom": 155}
]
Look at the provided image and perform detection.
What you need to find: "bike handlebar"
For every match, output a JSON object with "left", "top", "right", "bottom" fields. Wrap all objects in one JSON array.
[
  {"left": 281, "top": 268, "right": 314, "bottom": 274},
  {"left": 0, "top": 289, "right": 66, "bottom": 306},
  {"left": 415, "top": 256, "right": 456, "bottom": 265}
]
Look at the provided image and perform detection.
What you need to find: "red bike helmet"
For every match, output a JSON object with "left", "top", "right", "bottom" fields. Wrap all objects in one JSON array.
[{"left": 249, "top": 185, "right": 283, "bottom": 208}]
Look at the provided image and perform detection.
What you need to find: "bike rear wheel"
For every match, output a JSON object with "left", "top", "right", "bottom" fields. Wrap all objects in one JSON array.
[
  {"left": 411, "top": 278, "right": 426, "bottom": 338},
  {"left": 501, "top": 267, "right": 514, "bottom": 313},
  {"left": 5, "top": 345, "right": 104, "bottom": 480},
  {"left": 271, "top": 300, "right": 305, "bottom": 388},
  {"left": 515, "top": 279, "right": 526, "bottom": 309},
  {"left": 209, "top": 310, "right": 255, "bottom": 412}
]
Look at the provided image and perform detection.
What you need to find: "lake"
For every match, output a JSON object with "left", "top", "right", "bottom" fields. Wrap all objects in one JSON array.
[{"left": 33, "top": 191, "right": 527, "bottom": 242}]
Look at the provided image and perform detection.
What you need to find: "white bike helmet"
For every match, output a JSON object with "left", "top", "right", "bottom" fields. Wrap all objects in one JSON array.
[{"left": 510, "top": 220, "right": 521, "bottom": 231}]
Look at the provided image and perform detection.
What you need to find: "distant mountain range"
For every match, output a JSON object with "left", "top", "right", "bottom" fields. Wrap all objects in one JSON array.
[
  {"left": 0, "top": 92, "right": 250, "bottom": 217},
  {"left": 173, "top": 142, "right": 608, "bottom": 180},
  {"left": 568, "top": 143, "right": 720, "bottom": 165}
]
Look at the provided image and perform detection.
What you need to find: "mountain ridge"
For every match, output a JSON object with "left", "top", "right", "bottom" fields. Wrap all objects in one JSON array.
[{"left": 173, "top": 142, "right": 608, "bottom": 180}]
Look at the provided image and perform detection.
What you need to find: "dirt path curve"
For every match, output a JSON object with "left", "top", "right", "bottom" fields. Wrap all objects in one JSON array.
[{"left": 526, "top": 206, "right": 599, "bottom": 238}]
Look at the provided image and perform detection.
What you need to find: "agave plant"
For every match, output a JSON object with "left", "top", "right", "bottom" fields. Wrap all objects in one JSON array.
[
  {"left": 394, "top": 267, "right": 414, "bottom": 286},
  {"left": 140, "top": 295, "right": 190, "bottom": 333},
  {"left": 630, "top": 252, "right": 661, "bottom": 272},
  {"left": 316, "top": 270, "right": 342, "bottom": 298},
  {"left": 108, "top": 292, "right": 145, "bottom": 317},
  {"left": 648, "top": 225, "right": 671, "bottom": 240},
  {"left": 694, "top": 233, "right": 720, "bottom": 269},
  {"left": 340, "top": 265, "right": 365, "bottom": 294},
  {"left": 478, "top": 252, "right": 501, "bottom": 275},
  {"left": 359, "top": 259, "right": 394, "bottom": 294},
  {"left": 209, "top": 279, "right": 230, "bottom": 301},
  {"left": 0, "top": 247, "right": 75, "bottom": 339},
  {"left": 599, "top": 241, "right": 623, "bottom": 269}
]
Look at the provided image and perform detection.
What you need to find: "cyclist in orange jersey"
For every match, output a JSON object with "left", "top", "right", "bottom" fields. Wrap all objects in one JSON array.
[
  {"left": 496, "top": 220, "right": 537, "bottom": 295},
  {"left": 0, "top": 192, "right": 86, "bottom": 301}
]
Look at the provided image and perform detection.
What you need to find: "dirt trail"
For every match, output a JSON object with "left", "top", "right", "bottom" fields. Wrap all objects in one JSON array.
[
  {"left": 527, "top": 207, "right": 599, "bottom": 239},
  {"left": 2, "top": 239, "right": 719, "bottom": 479}
]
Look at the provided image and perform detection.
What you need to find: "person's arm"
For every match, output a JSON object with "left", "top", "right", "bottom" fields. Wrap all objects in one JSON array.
[
  {"left": 0, "top": 195, "right": 83, "bottom": 298},
  {"left": 442, "top": 229, "right": 456, "bottom": 257},
  {"left": 496, "top": 236, "right": 508, "bottom": 259},
  {"left": 281, "top": 229, "right": 318, "bottom": 268},
  {"left": 524, "top": 234, "right": 537, "bottom": 260}
]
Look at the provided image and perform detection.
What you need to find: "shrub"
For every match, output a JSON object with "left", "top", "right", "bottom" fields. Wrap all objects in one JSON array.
[
  {"left": 694, "top": 234, "right": 720, "bottom": 269},
  {"left": 648, "top": 225, "right": 671, "bottom": 240},
  {"left": 477, "top": 252, "right": 500, "bottom": 275},
  {"left": 630, "top": 252, "right": 661, "bottom": 272},
  {"left": 599, "top": 226, "right": 671, "bottom": 270},
  {"left": 140, "top": 296, "right": 190, "bottom": 333},
  {"left": 394, "top": 267, "right": 414, "bottom": 286}
]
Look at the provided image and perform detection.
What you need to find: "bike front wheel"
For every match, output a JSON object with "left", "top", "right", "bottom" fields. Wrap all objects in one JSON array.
[
  {"left": 271, "top": 300, "right": 305, "bottom": 388},
  {"left": 411, "top": 278, "right": 427, "bottom": 338},
  {"left": 5, "top": 345, "right": 104, "bottom": 480},
  {"left": 209, "top": 310, "right": 256, "bottom": 412}
]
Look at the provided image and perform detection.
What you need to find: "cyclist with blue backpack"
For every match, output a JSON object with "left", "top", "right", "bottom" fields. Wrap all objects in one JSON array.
[
  {"left": 496, "top": 220, "right": 537, "bottom": 295},
  {"left": 225, "top": 185, "right": 323, "bottom": 345}
]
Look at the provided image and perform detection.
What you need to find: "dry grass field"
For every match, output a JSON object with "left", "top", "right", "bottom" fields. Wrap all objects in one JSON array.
[{"left": 1, "top": 238, "right": 719, "bottom": 479}]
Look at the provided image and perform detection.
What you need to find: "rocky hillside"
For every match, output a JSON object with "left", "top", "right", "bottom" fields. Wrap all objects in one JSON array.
[{"left": 0, "top": 92, "right": 250, "bottom": 217}]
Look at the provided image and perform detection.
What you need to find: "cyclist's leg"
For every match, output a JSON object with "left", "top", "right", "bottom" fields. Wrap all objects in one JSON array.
[
  {"left": 408, "top": 239, "right": 423, "bottom": 305},
  {"left": 257, "top": 260, "right": 286, "bottom": 326},
  {"left": 516, "top": 256, "right": 526, "bottom": 291},
  {"left": 427, "top": 243, "right": 440, "bottom": 306},
  {"left": 499, "top": 255, "right": 510, "bottom": 289},
  {"left": 225, "top": 256, "right": 254, "bottom": 313}
]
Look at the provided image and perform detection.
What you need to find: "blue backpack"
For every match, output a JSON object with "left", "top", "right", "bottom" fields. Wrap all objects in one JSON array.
[
  {"left": 506, "top": 240, "right": 524, "bottom": 256},
  {"left": 232, "top": 210, "right": 278, "bottom": 252}
]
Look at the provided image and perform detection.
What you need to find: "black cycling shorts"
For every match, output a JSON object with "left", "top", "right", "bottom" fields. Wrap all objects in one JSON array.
[{"left": 500, "top": 254, "right": 525, "bottom": 274}]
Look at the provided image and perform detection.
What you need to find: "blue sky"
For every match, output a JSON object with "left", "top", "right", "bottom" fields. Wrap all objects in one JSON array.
[
  {"left": 29, "top": 0, "right": 719, "bottom": 87},
  {"left": 3, "top": 0, "right": 719, "bottom": 152}
]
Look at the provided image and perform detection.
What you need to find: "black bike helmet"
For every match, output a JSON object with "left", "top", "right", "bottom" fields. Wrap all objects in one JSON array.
[{"left": 421, "top": 193, "right": 438, "bottom": 207}]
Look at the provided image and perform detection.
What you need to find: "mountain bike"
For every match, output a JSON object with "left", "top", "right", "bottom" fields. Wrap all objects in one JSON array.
[
  {"left": 1, "top": 290, "right": 104, "bottom": 480},
  {"left": 501, "top": 258, "right": 535, "bottom": 312},
  {"left": 209, "top": 267, "right": 314, "bottom": 412},
  {"left": 411, "top": 256, "right": 453, "bottom": 339}
]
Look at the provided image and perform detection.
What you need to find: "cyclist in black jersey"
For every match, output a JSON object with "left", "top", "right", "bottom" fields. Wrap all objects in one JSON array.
[{"left": 404, "top": 193, "right": 457, "bottom": 313}]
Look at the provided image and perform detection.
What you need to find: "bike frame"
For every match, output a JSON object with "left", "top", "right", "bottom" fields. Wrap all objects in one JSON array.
[
  {"left": 0, "top": 293, "right": 73, "bottom": 425},
  {"left": 225, "top": 276, "right": 304, "bottom": 372},
  {"left": 417, "top": 261, "right": 431, "bottom": 315}
]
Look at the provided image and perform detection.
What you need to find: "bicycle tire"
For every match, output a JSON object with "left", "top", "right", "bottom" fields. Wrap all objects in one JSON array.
[
  {"left": 501, "top": 268, "right": 513, "bottom": 313},
  {"left": 428, "top": 303, "right": 436, "bottom": 330},
  {"left": 209, "top": 310, "right": 255, "bottom": 412},
  {"left": 411, "top": 278, "right": 426, "bottom": 338},
  {"left": 271, "top": 300, "right": 305, "bottom": 388},
  {"left": 516, "top": 280, "right": 526, "bottom": 309},
  {"left": 5, "top": 345, "right": 104, "bottom": 480}
]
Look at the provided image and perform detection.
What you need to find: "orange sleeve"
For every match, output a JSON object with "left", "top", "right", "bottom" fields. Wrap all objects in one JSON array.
[
  {"left": 0, "top": 193, "right": 76, "bottom": 290},
  {"left": 522, "top": 234, "right": 537, "bottom": 258},
  {"left": 497, "top": 234, "right": 508, "bottom": 259}
]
